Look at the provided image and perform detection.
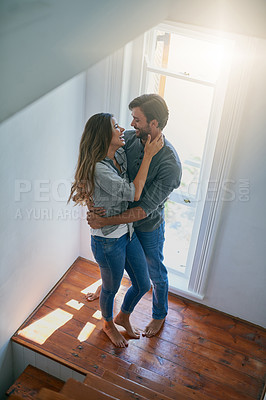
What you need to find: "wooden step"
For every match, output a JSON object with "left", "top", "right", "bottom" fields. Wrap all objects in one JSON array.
[
  {"left": 36, "top": 388, "right": 72, "bottom": 399},
  {"left": 6, "top": 364, "right": 64, "bottom": 399},
  {"left": 116, "top": 364, "right": 196, "bottom": 400},
  {"left": 84, "top": 370, "right": 149, "bottom": 400},
  {"left": 101, "top": 369, "right": 173, "bottom": 400},
  {"left": 61, "top": 378, "right": 120, "bottom": 400}
]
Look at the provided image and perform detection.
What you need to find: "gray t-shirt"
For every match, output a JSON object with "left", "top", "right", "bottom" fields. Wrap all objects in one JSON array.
[
  {"left": 93, "top": 147, "right": 135, "bottom": 236},
  {"left": 124, "top": 130, "right": 182, "bottom": 232}
]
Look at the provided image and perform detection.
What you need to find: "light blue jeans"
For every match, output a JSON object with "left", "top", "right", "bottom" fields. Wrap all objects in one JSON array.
[
  {"left": 91, "top": 232, "right": 151, "bottom": 321},
  {"left": 135, "top": 222, "right": 168, "bottom": 320}
]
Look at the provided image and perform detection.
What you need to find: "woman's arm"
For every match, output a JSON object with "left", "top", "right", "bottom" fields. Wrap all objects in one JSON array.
[{"left": 132, "top": 134, "right": 163, "bottom": 201}]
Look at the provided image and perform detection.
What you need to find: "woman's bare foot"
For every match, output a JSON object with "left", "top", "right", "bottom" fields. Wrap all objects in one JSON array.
[
  {"left": 85, "top": 285, "right": 101, "bottom": 301},
  {"left": 142, "top": 318, "right": 165, "bottom": 337},
  {"left": 114, "top": 311, "right": 140, "bottom": 339},
  {"left": 103, "top": 320, "right": 128, "bottom": 348}
]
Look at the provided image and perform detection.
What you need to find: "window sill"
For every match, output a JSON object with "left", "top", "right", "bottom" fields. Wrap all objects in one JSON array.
[{"left": 168, "top": 271, "right": 205, "bottom": 301}]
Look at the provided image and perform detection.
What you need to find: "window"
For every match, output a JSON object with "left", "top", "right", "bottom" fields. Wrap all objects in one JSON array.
[{"left": 119, "top": 22, "right": 254, "bottom": 299}]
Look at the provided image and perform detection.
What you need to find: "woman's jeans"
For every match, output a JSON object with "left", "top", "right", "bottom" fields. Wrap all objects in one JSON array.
[
  {"left": 135, "top": 222, "right": 168, "bottom": 320},
  {"left": 91, "top": 232, "right": 150, "bottom": 321}
]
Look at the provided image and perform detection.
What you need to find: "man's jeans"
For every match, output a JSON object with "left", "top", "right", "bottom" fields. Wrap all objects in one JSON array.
[
  {"left": 135, "top": 222, "right": 168, "bottom": 320},
  {"left": 91, "top": 232, "right": 150, "bottom": 321}
]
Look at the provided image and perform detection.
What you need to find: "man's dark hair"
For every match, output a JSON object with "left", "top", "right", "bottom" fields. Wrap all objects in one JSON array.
[{"left": 129, "top": 94, "right": 169, "bottom": 130}]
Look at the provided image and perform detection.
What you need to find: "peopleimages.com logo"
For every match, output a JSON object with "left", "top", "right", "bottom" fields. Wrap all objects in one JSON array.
[
  {"left": 13, "top": 178, "right": 250, "bottom": 221},
  {"left": 14, "top": 179, "right": 72, "bottom": 202},
  {"left": 13, "top": 179, "right": 85, "bottom": 221}
]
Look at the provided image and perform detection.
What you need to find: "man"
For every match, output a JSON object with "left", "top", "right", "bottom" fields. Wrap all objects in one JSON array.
[{"left": 87, "top": 94, "right": 182, "bottom": 337}]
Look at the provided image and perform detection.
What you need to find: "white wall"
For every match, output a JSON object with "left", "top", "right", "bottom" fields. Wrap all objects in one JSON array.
[
  {"left": 0, "top": 73, "right": 85, "bottom": 397},
  {"left": 202, "top": 38, "right": 266, "bottom": 326},
  {"left": 79, "top": 50, "right": 125, "bottom": 261}
]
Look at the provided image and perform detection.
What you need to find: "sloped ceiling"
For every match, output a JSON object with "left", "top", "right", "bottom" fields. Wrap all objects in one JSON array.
[
  {"left": 1, "top": 0, "right": 266, "bottom": 124},
  {"left": 168, "top": 0, "right": 266, "bottom": 40},
  {"left": 0, "top": 0, "right": 170, "bottom": 123}
]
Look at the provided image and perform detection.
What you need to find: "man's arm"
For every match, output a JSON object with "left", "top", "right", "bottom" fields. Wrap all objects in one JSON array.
[{"left": 87, "top": 206, "right": 147, "bottom": 229}]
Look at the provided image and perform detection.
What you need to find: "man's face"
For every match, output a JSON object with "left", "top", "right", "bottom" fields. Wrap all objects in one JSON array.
[{"left": 130, "top": 107, "right": 151, "bottom": 141}]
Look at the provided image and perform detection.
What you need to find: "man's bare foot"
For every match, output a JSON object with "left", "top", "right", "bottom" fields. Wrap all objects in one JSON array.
[
  {"left": 85, "top": 285, "right": 101, "bottom": 302},
  {"left": 103, "top": 320, "right": 128, "bottom": 347},
  {"left": 114, "top": 311, "right": 140, "bottom": 339},
  {"left": 142, "top": 318, "right": 165, "bottom": 337}
]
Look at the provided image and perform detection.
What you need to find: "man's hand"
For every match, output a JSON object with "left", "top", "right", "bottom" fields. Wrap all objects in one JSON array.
[
  {"left": 86, "top": 197, "right": 106, "bottom": 217},
  {"left": 87, "top": 211, "right": 106, "bottom": 229}
]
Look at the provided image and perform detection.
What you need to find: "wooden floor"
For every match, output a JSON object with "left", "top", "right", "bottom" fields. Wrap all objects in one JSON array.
[{"left": 13, "top": 257, "right": 266, "bottom": 400}]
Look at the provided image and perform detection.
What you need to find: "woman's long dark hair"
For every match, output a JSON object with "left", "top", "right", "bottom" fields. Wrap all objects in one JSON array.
[{"left": 68, "top": 113, "right": 113, "bottom": 205}]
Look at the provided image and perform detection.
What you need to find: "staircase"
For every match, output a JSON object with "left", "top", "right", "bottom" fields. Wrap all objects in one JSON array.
[{"left": 6, "top": 363, "right": 193, "bottom": 400}]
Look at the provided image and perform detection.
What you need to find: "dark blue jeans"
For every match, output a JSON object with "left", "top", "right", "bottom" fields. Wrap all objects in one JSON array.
[
  {"left": 135, "top": 222, "right": 168, "bottom": 320},
  {"left": 91, "top": 232, "right": 151, "bottom": 321}
]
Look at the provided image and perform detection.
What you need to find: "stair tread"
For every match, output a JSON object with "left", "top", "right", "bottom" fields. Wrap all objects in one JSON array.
[
  {"left": 6, "top": 364, "right": 64, "bottom": 399},
  {"left": 36, "top": 388, "right": 72, "bottom": 400},
  {"left": 61, "top": 378, "right": 121, "bottom": 400}
]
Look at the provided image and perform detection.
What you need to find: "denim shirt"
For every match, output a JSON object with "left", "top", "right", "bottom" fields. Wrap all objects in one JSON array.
[
  {"left": 124, "top": 130, "right": 182, "bottom": 232},
  {"left": 93, "top": 147, "right": 135, "bottom": 236}
]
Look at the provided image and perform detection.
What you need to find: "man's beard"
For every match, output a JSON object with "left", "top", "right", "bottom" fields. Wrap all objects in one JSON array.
[{"left": 136, "top": 125, "right": 151, "bottom": 142}]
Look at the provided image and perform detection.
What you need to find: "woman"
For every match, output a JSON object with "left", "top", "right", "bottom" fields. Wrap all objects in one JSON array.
[{"left": 69, "top": 113, "right": 163, "bottom": 347}]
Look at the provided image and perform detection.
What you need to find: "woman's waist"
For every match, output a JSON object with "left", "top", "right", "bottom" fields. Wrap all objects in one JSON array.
[{"left": 91, "top": 223, "right": 128, "bottom": 238}]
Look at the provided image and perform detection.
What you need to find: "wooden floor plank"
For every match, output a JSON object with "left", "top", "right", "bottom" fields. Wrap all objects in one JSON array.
[
  {"left": 116, "top": 366, "right": 199, "bottom": 400},
  {"left": 131, "top": 311, "right": 265, "bottom": 381},
  {"left": 132, "top": 295, "right": 266, "bottom": 362},
  {"left": 102, "top": 368, "right": 192, "bottom": 400}
]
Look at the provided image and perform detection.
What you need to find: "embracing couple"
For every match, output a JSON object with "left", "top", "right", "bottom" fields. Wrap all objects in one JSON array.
[{"left": 69, "top": 94, "right": 182, "bottom": 347}]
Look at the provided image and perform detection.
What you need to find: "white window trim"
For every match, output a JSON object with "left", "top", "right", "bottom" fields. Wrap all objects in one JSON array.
[{"left": 187, "top": 35, "right": 257, "bottom": 299}]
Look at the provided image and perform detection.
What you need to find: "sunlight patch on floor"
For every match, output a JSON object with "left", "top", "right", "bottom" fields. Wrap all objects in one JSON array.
[
  {"left": 66, "top": 299, "right": 84, "bottom": 310},
  {"left": 81, "top": 279, "right": 102, "bottom": 295},
  {"left": 77, "top": 322, "right": 96, "bottom": 342},
  {"left": 18, "top": 308, "right": 73, "bottom": 345},
  {"left": 92, "top": 310, "right": 102, "bottom": 320}
]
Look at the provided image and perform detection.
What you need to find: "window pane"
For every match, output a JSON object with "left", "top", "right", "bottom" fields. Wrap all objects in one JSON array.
[
  {"left": 146, "top": 72, "right": 214, "bottom": 273},
  {"left": 164, "top": 200, "right": 195, "bottom": 275},
  {"left": 147, "top": 72, "right": 214, "bottom": 197},
  {"left": 153, "top": 30, "right": 224, "bottom": 82}
]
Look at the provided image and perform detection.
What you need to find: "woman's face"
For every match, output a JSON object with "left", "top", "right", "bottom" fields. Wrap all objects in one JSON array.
[{"left": 110, "top": 117, "right": 125, "bottom": 149}]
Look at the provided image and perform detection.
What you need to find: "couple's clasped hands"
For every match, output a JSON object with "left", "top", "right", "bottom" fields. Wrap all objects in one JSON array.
[{"left": 87, "top": 133, "right": 164, "bottom": 228}]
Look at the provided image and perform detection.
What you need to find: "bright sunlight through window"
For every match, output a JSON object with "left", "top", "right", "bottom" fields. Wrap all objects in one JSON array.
[{"left": 143, "top": 24, "right": 232, "bottom": 282}]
